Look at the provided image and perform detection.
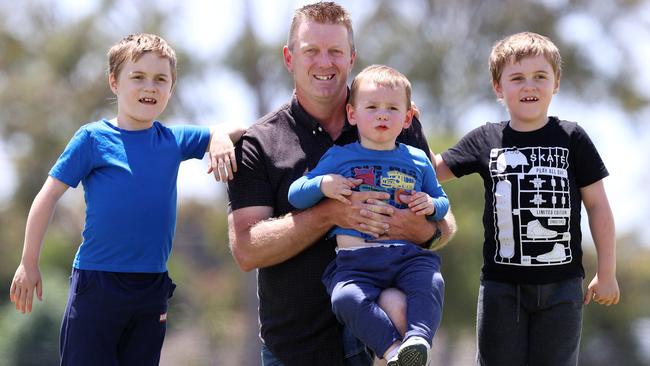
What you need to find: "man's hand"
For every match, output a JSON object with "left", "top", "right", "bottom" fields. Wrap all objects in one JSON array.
[
  {"left": 374, "top": 192, "right": 457, "bottom": 249},
  {"left": 368, "top": 192, "right": 436, "bottom": 243},
  {"left": 372, "top": 203, "right": 434, "bottom": 243},
  {"left": 329, "top": 190, "right": 392, "bottom": 237}
]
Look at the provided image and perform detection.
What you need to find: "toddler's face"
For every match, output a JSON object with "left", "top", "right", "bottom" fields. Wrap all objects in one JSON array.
[{"left": 347, "top": 82, "right": 413, "bottom": 150}]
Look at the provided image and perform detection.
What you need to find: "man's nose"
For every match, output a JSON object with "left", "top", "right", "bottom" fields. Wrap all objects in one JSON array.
[{"left": 315, "top": 52, "right": 333, "bottom": 67}]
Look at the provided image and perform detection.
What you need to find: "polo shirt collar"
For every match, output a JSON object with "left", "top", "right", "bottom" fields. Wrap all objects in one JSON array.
[{"left": 290, "top": 92, "right": 354, "bottom": 138}]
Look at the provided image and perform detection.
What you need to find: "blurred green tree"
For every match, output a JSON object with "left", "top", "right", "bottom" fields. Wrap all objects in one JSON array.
[
  {"left": 0, "top": 1, "right": 242, "bottom": 363},
  {"left": 1, "top": 0, "right": 649, "bottom": 365},
  {"left": 221, "top": 0, "right": 650, "bottom": 364}
]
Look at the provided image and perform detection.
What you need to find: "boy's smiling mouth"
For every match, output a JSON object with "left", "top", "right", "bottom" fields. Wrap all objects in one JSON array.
[
  {"left": 520, "top": 96, "right": 539, "bottom": 102},
  {"left": 139, "top": 97, "right": 157, "bottom": 104}
]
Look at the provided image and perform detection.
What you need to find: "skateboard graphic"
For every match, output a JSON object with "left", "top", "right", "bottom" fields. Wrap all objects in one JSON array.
[{"left": 489, "top": 147, "right": 572, "bottom": 266}]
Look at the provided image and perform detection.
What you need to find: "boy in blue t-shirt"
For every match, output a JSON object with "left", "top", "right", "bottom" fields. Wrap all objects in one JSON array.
[
  {"left": 9, "top": 33, "right": 244, "bottom": 365},
  {"left": 288, "top": 65, "right": 448, "bottom": 366}
]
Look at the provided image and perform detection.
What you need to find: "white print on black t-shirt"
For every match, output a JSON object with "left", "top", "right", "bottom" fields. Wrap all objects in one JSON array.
[{"left": 489, "top": 147, "right": 572, "bottom": 266}]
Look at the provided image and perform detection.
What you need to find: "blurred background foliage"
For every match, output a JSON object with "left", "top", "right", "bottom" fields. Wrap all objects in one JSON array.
[{"left": 0, "top": 0, "right": 649, "bottom": 365}]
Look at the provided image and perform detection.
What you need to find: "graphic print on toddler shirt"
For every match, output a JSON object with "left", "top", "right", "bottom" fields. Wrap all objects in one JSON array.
[
  {"left": 490, "top": 147, "right": 572, "bottom": 266},
  {"left": 353, "top": 166, "right": 416, "bottom": 208}
]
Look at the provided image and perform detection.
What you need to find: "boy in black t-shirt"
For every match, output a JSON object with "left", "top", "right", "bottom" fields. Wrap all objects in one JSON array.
[{"left": 435, "top": 32, "right": 620, "bottom": 366}]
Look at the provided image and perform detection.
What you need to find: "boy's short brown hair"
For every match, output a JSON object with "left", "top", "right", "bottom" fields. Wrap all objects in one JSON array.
[
  {"left": 108, "top": 33, "right": 177, "bottom": 87},
  {"left": 349, "top": 64, "right": 412, "bottom": 108},
  {"left": 489, "top": 32, "right": 562, "bottom": 85},
  {"left": 287, "top": 1, "right": 355, "bottom": 53}
]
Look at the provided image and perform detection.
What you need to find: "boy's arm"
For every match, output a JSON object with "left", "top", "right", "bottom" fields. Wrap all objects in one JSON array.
[
  {"left": 288, "top": 175, "right": 325, "bottom": 209},
  {"left": 289, "top": 173, "right": 363, "bottom": 209},
  {"left": 10, "top": 176, "right": 69, "bottom": 314},
  {"left": 406, "top": 152, "right": 449, "bottom": 222},
  {"left": 433, "top": 152, "right": 457, "bottom": 182},
  {"left": 207, "top": 122, "right": 247, "bottom": 182},
  {"left": 407, "top": 190, "right": 449, "bottom": 221},
  {"left": 581, "top": 179, "right": 620, "bottom": 306},
  {"left": 430, "top": 195, "right": 449, "bottom": 220}
]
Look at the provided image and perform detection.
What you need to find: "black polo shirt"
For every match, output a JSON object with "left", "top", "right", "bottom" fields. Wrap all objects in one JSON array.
[{"left": 228, "top": 95, "right": 431, "bottom": 366}]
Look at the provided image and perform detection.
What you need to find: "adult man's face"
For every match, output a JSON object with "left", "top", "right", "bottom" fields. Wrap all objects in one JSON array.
[{"left": 283, "top": 20, "right": 355, "bottom": 105}]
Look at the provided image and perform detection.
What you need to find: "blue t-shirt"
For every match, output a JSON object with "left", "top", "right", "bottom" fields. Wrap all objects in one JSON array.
[
  {"left": 288, "top": 142, "right": 448, "bottom": 244},
  {"left": 49, "top": 119, "right": 211, "bottom": 272}
]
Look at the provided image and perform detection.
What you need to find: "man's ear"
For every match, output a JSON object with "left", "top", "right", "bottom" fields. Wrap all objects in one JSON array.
[
  {"left": 283, "top": 46, "right": 293, "bottom": 73},
  {"left": 492, "top": 80, "right": 503, "bottom": 99},
  {"left": 109, "top": 73, "right": 118, "bottom": 95},
  {"left": 346, "top": 103, "right": 357, "bottom": 125},
  {"left": 553, "top": 78, "right": 560, "bottom": 94}
]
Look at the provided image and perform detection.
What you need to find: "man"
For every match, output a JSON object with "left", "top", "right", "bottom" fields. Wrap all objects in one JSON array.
[{"left": 227, "top": 2, "right": 454, "bottom": 365}]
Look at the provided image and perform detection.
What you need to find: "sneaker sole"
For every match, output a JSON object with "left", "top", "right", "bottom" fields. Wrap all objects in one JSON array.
[{"left": 398, "top": 343, "right": 428, "bottom": 366}]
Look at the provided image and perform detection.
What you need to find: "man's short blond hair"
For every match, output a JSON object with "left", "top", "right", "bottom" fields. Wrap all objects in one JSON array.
[
  {"left": 489, "top": 32, "right": 562, "bottom": 85},
  {"left": 287, "top": 1, "right": 355, "bottom": 53},
  {"left": 108, "top": 33, "right": 177, "bottom": 87},
  {"left": 349, "top": 64, "right": 412, "bottom": 108}
]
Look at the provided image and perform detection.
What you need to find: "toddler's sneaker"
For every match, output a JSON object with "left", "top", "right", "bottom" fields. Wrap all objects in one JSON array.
[
  {"left": 387, "top": 354, "right": 399, "bottom": 366},
  {"left": 386, "top": 342, "right": 400, "bottom": 366},
  {"left": 397, "top": 336, "right": 429, "bottom": 366}
]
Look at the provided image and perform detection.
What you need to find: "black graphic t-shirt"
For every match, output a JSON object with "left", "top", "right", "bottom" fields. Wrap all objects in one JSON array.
[{"left": 442, "top": 117, "right": 608, "bottom": 284}]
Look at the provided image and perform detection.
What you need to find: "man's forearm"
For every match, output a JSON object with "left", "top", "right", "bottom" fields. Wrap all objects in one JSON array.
[
  {"left": 406, "top": 217, "right": 438, "bottom": 244},
  {"left": 382, "top": 208, "right": 456, "bottom": 250},
  {"left": 429, "top": 210, "right": 457, "bottom": 250},
  {"left": 229, "top": 200, "right": 338, "bottom": 271}
]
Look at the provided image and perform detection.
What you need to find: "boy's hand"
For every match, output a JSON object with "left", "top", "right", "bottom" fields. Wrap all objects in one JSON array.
[
  {"left": 407, "top": 191, "right": 435, "bottom": 216},
  {"left": 9, "top": 263, "right": 43, "bottom": 314},
  {"left": 321, "top": 175, "right": 362, "bottom": 205},
  {"left": 207, "top": 132, "right": 237, "bottom": 182},
  {"left": 584, "top": 273, "right": 620, "bottom": 306}
]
